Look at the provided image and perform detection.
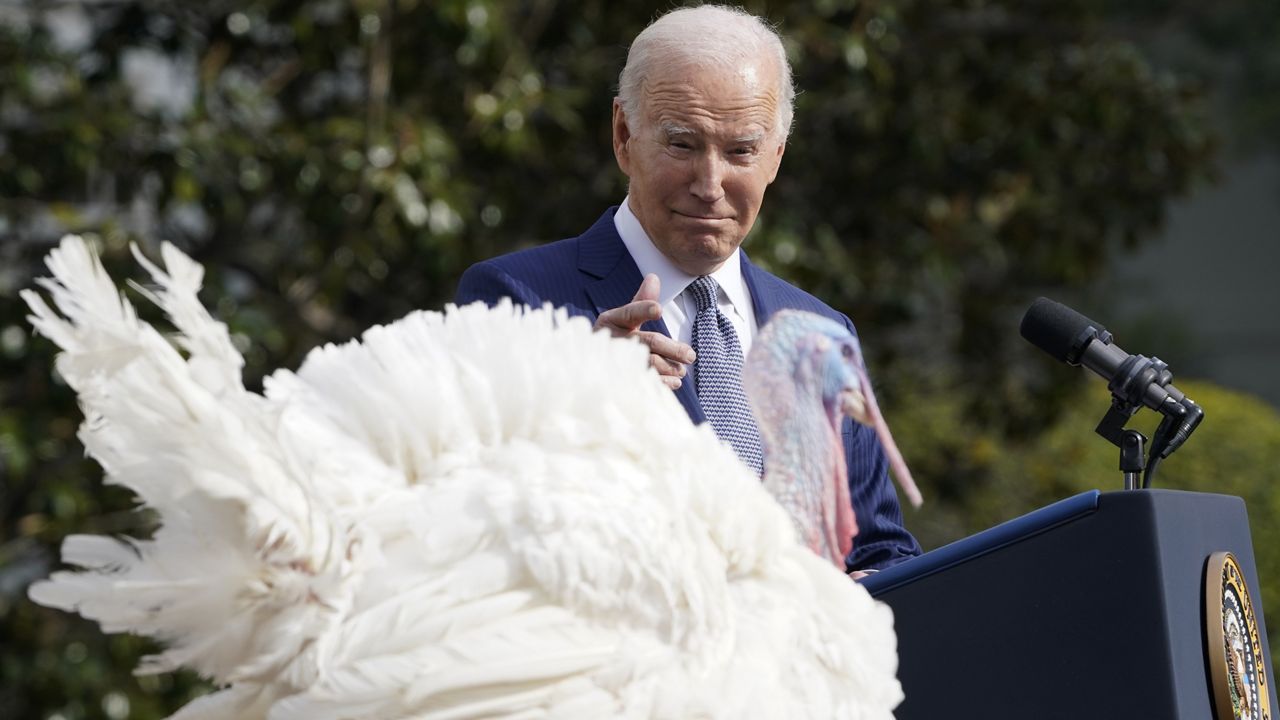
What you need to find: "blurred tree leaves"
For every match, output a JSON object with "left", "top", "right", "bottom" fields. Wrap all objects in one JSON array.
[
  {"left": 1101, "top": 0, "right": 1280, "bottom": 154},
  {"left": 0, "top": 0, "right": 1258, "bottom": 716}
]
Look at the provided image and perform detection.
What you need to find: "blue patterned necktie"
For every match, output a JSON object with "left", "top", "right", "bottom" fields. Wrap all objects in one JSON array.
[{"left": 688, "top": 276, "right": 765, "bottom": 476}]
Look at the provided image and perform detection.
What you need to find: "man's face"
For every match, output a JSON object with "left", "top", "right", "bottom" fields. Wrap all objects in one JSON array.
[{"left": 613, "top": 61, "right": 786, "bottom": 277}]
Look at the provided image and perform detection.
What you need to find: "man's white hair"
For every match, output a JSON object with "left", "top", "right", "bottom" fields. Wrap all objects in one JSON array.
[{"left": 617, "top": 5, "right": 796, "bottom": 141}]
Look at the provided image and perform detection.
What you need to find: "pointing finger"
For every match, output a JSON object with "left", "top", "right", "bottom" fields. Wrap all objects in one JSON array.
[
  {"left": 596, "top": 300, "right": 661, "bottom": 334},
  {"left": 594, "top": 274, "right": 666, "bottom": 335},
  {"left": 632, "top": 273, "right": 661, "bottom": 304}
]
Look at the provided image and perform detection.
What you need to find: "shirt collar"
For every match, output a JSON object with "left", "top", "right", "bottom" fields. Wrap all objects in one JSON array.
[{"left": 614, "top": 196, "right": 749, "bottom": 310}]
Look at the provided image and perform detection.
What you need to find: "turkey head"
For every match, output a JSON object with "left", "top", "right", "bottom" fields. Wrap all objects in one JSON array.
[{"left": 744, "top": 310, "right": 920, "bottom": 568}]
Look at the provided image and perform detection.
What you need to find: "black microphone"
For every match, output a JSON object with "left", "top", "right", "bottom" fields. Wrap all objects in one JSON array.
[
  {"left": 1020, "top": 297, "right": 1190, "bottom": 414},
  {"left": 1020, "top": 297, "right": 1202, "bottom": 463}
]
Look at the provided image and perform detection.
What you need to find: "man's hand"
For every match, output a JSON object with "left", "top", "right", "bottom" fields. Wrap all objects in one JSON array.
[{"left": 594, "top": 274, "right": 696, "bottom": 390}]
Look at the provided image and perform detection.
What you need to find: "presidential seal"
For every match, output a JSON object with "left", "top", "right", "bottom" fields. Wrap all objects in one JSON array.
[{"left": 1207, "top": 551, "right": 1273, "bottom": 720}]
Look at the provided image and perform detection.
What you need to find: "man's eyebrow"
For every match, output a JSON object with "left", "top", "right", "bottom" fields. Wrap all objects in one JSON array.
[
  {"left": 660, "top": 121, "right": 695, "bottom": 137},
  {"left": 733, "top": 131, "right": 765, "bottom": 144}
]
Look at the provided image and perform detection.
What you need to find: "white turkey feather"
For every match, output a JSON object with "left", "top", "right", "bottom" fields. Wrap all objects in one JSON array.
[{"left": 26, "top": 236, "right": 902, "bottom": 719}]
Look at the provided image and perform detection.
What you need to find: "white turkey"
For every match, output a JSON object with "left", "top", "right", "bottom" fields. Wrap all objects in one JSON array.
[{"left": 24, "top": 236, "right": 904, "bottom": 719}]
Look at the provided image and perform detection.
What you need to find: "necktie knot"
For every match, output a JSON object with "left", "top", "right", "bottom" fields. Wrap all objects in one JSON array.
[{"left": 688, "top": 276, "right": 719, "bottom": 313}]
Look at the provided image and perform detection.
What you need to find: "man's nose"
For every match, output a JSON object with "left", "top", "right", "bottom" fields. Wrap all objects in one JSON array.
[{"left": 689, "top": 152, "right": 727, "bottom": 203}]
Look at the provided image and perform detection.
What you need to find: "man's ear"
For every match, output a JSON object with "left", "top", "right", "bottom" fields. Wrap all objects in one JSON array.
[{"left": 612, "top": 98, "right": 633, "bottom": 178}]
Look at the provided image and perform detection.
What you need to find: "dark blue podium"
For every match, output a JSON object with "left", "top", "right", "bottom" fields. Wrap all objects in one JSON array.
[{"left": 863, "top": 489, "right": 1276, "bottom": 719}]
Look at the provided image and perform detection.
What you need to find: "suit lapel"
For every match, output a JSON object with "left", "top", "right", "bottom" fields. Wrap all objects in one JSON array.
[
  {"left": 671, "top": 360, "right": 704, "bottom": 423},
  {"left": 742, "top": 252, "right": 783, "bottom": 327},
  {"left": 577, "top": 209, "right": 705, "bottom": 424}
]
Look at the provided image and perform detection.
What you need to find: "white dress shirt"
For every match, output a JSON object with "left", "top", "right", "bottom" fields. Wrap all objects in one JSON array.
[{"left": 613, "top": 197, "right": 759, "bottom": 368}]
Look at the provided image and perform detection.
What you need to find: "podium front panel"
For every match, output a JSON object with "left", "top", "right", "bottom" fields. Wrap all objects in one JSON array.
[{"left": 866, "top": 490, "right": 1275, "bottom": 719}]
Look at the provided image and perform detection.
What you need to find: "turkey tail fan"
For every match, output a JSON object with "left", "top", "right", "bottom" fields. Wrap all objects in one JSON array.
[{"left": 23, "top": 236, "right": 356, "bottom": 688}]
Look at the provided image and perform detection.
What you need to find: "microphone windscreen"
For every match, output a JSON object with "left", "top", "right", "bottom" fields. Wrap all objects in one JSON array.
[{"left": 1020, "top": 297, "right": 1108, "bottom": 365}]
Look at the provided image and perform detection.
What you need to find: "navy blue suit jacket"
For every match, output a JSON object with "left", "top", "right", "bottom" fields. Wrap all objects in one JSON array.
[{"left": 455, "top": 208, "right": 921, "bottom": 570}]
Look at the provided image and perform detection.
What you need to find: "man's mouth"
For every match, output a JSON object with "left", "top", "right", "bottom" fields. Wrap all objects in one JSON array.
[{"left": 674, "top": 210, "right": 730, "bottom": 221}]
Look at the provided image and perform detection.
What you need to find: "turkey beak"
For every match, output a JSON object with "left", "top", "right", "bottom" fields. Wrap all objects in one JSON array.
[{"left": 838, "top": 388, "right": 870, "bottom": 426}]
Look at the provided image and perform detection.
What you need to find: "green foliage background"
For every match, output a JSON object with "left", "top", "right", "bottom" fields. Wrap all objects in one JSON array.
[
  {"left": 895, "top": 380, "right": 1280, "bottom": 585},
  {"left": 0, "top": 0, "right": 1275, "bottom": 717}
]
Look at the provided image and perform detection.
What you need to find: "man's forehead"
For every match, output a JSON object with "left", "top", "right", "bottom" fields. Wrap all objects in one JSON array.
[
  {"left": 642, "top": 59, "right": 779, "bottom": 99},
  {"left": 640, "top": 67, "right": 780, "bottom": 134}
]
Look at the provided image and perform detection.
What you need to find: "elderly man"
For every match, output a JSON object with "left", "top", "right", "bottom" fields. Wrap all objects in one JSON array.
[{"left": 455, "top": 5, "right": 920, "bottom": 571}]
